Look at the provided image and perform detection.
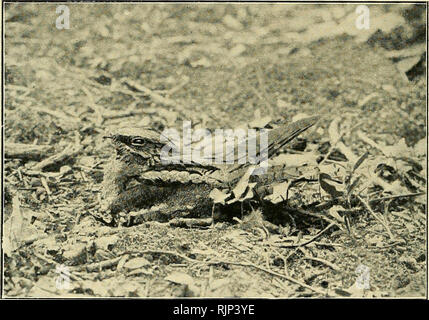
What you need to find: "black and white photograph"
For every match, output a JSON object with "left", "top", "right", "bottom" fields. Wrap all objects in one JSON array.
[{"left": 1, "top": 1, "right": 427, "bottom": 301}]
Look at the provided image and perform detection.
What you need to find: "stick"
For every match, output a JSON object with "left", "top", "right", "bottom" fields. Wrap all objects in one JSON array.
[
  {"left": 32, "top": 143, "right": 81, "bottom": 171},
  {"left": 302, "top": 255, "right": 341, "bottom": 272},
  {"left": 369, "top": 192, "right": 425, "bottom": 204},
  {"left": 116, "top": 250, "right": 329, "bottom": 295},
  {"left": 5, "top": 143, "right": 53, "bottom": 160},
  {"left": 122, "top": 79, "right": 179, "bottom": 109},
  {"left": 67, "top": 257, "right": 123, "bottom": 273},
  {"left": 126, "top": 250, "right": 197, "bottom": 264},
  {"left": 356, "top": 131, "right": 387, "bottom": 156},
  {"left": 207, "top": 259, "right": 328, "bottom": 296},
  {"left": 33, "top": 106, "right": 80, "bottom": 124},
  {"left": 167, "top": 76, "right": 190, "bottom": 96},
  {"left": 280, "top": 223, "right": 336, "bottom": 248}
]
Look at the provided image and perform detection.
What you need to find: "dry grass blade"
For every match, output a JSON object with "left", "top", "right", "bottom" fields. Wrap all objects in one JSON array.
[{"left": 357, "top": 195, "right": 394, "bottom": 240}]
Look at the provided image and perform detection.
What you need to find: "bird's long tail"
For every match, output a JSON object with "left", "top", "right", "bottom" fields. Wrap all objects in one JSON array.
[
  {"left": 266, "top": 115, "right": 319, "bottom": 158},
  {"left": 224, "top": 115, "right": 319, "bottom": 182}
]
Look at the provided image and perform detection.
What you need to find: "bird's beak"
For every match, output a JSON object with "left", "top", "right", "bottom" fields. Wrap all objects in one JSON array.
[{"left": 103, "top": 136, "right": 113, "bottom": 139}]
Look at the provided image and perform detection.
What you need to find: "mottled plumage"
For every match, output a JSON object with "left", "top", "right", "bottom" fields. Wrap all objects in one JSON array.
[{"left": 102, "top": 116, "right": 319, "bottom": 215}]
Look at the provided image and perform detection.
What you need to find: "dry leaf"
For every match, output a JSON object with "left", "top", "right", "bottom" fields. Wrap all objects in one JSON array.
[
  {"left": 319, "top": 173, "right": 344, "bottom": 198},
  {"left": 328, "top": 117, "right": 342, "bottom": 145},
  {"left": 232, "top": 166, "right": 256, "bottom": 199},
  {"left": 264, "top": 182, "right": 290, "bottom": 204},
  {"left": 3, "top": 195, "right": 40, "bottom": 255},
  {"left": 209, "top": 188, "right": 231, "bottom": 205},
  {"left": 3, "top": 195, "right": 24, "bottom": 255}
]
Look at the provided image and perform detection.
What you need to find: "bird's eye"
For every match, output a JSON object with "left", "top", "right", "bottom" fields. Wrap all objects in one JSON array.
[{"left": 131, "top": 137, "right": 145, "bottom": 146}]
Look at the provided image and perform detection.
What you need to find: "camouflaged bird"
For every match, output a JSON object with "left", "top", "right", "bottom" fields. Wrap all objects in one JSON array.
[{"left": 101, "top": 116, "right": 319, "bottom": 217}]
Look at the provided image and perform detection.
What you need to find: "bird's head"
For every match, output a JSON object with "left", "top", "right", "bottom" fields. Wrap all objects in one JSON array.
[{"left": 104, "top": 127, "right": 176, "bottom": 165}]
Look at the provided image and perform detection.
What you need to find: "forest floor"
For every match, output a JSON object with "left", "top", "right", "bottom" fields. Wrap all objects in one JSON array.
[{"left": 3, "top": 3, "right": 427, "bottom": 297}]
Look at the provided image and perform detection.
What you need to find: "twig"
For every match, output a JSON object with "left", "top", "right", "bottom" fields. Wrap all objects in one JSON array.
[
  {"left": 169, "top": 217, "right": 213, "bottom": 228},
  {"left": 357, "top": 195, "right": 394, "bottom": 239},
  {"left": 40, "top": 177, "right": 52, "bottom": 196},
  {"left": 283, "top": 206, "right": 339, "bottom": 229},
  {"left": 167, "top": 76, "right": 190, "bottom": 96},
  {"left": 313, "top": 241, "right": 345, "bottom": 248},
  {"left": 33, "top": 106, "right": 80, "bottom": 124},
  {"left": 268, "top": 246, "right": 290, "bottom": 276},
  {"left": 356, "top": 131, "right": 387, "bottom": 156},
  {"left": 70, "top": 257, "right": 123, "bottom": 273},
  {"left": 122, "top": 79, "right": 180, "bottom": 109},
  {"left": 207, "top": 259, "right": 328, "bottom": 296},
  {"left": 81, "top": 86, "right": 105, "bottom": 125},
  {"left": 366, "top": 241, "right": 404, "bottom": 251},
  {"left": 126, "top": 250, "right": 197, "bottom": 264},
  {"left": 32, "top": 143, "right": 81, "bottom": 171},
  {"left": 102, "top": 108, "right": 145, "bottom": 120},
  {"left": 302, "top": 255, "right": 341, "bottom": 272},
  {"left": 5, "top": 143, "right": 54, "bottom": 160},
  {"left": 117, "top": 248, "right": 329, "bottom": 295},
  {"left": 369, "top": 192, "right": 425, "bottom": 204},
  {"left": 280, "top": 223, "right": 336, "bottom": 248}
]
